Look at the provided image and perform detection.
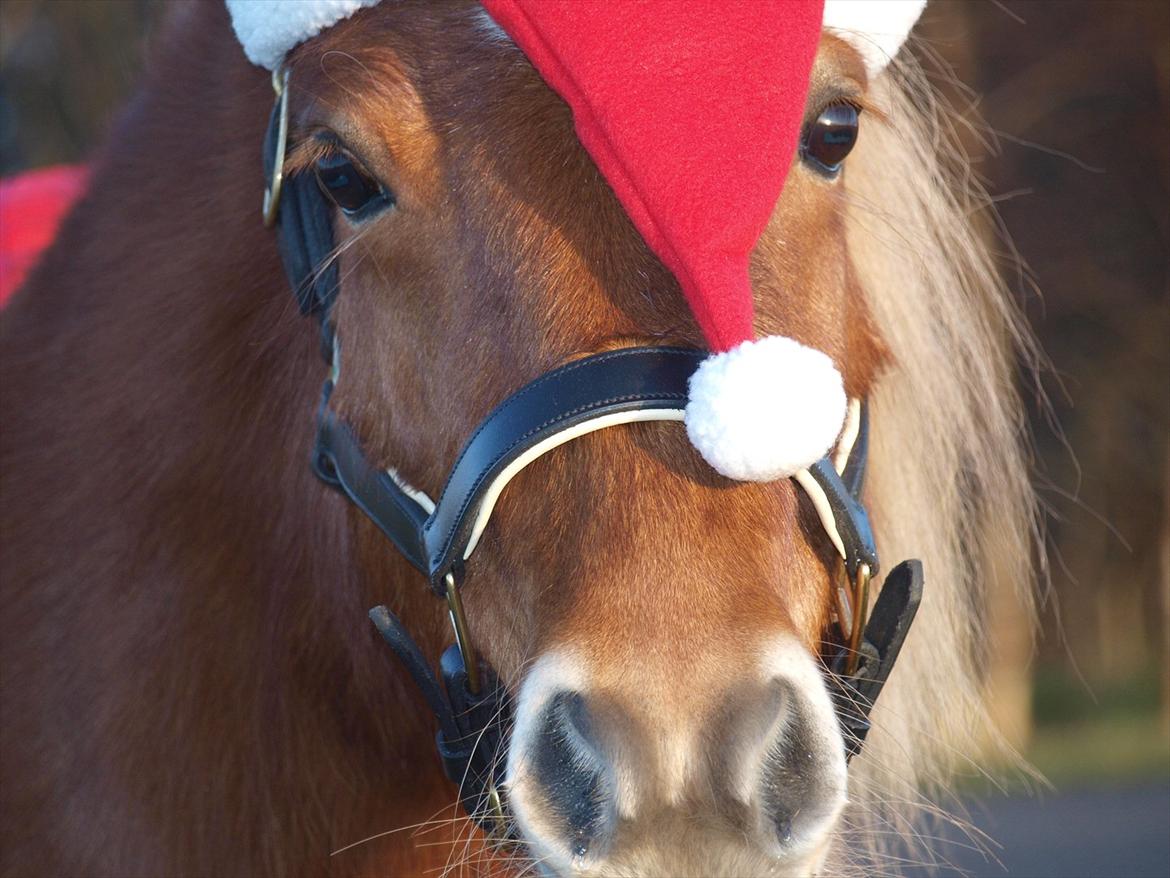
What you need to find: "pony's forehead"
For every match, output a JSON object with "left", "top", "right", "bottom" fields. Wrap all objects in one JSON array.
[{"left": 234, "top": 0, "right": 926, "bottom": 486}]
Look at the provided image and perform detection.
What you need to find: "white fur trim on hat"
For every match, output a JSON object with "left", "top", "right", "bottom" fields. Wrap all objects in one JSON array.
[
  {"left": 226, "top": 0, "right": 381, "bottom": 70},
  {"left": 684, "top": 336, "right": 847, "bottom": 482},
  {"left": 823, "top": 0, "right": 926, "bottom": 76},
  {"left": 226, "top": 1, "right": 925, "bottom": 74}
]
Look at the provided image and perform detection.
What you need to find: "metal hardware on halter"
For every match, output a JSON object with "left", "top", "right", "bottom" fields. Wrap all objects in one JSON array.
[
  {"left": 368, "top": 604, "right": 513, "bottom": 834},
  {"left": 444, "top": 571, "right": 481, "bottom": 696},
  {"left": 830, "top": 559, "right": 873, "bottom": 676},
  {"left": 262, "top": 66, "right": 289, "bottom": 228},
  {"left": 484, "top": 785, "right": 511, "bottom": 843},
  {"left": 847, "top": 562, "right": 872, "bottom": 673},
  {"left": 830, "top": 559, "right": 923, "bottom": 757}
]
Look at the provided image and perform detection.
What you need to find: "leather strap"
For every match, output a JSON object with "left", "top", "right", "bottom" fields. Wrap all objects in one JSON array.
[
  {"left": 314, "top": 347, "right": 703, "bottom": 595},
  {"left": 831, "top": 559, "right": 923, "bottom": 757},
  {"left": 316, "top": 399, "right": 430, "bottom": 574},
  {"left": 420, "top": 347, "right": 699, "bottom": 590},
  {"left": 263, "top": 96, "right": 339, "bottom": 318},
  {"left": 315, "top": 344, "right": 880, "bottom": 601},
  {"left": 840, "top": 399, "right": 869, "bottom": 497},
  {"left": 805, "top": 453, "right": 879, "bottom": 579},
  {"left": 369, "top": 605, "right": 511, "bottom": 826}
]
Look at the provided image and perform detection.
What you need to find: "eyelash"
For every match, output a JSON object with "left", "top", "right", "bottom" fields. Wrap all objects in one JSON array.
[{"left": 308, "top": 141, "right": 394, "bottom": 218}]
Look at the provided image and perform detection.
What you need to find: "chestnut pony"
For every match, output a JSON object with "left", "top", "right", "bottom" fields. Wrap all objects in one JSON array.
[{"left": 0, "top": 2, "right": 1035, "bottom": 876}]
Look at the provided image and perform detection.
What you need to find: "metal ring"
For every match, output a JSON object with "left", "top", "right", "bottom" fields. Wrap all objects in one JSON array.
[
  {"left": 832, "top": 564, "right": 854, "bottom": 645},
  {"left": 845, "top": 562, "right": 872, "bottom": 675},
  {"left": 485, "top": 785, "right": 510, "bottom": 841},
  {"left": 444, "top": 572, "right": 481, "bottom": 695},
  {"left": 262, "top": 66, "right": 290, "bottom": 228}
]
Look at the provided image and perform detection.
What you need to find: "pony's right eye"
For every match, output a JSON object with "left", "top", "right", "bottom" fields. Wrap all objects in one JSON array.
[
  {"left": 313, "top": 153, "right": 393, "bottom": 217},
  {"left": 802, "top": 101, "right": 861, "bottom": 175}
]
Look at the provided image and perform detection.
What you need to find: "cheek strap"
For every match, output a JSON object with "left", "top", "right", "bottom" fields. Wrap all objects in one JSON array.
[
  {"left": 263, "top": 82, "right": 341, "bottom": 319},
  {"left": 313, "top": 347, "right": 703, "bottom": 592}
]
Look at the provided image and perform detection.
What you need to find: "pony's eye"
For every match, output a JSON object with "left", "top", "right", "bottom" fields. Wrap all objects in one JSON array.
[
  {"left": 803, "top": 102, "right": 860, "bottom": 174},
  {"left": 313, "top": 153, "right": 391, "bottom": 216}
]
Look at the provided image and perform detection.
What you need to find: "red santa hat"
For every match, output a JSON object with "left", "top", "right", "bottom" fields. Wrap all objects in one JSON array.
[
  {"left": 0, "top": 165, "right": 89, "bottom": 306},
  {"left": 227, "top": 0, "right": 926, "bottom": 481}
]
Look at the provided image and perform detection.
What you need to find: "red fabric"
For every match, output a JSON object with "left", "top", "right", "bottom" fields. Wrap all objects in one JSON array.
[
  {"left": 0, "top": 164, "right": 89, "bottom": 307},
  {"left": 482, "top": 0, "right": 823, "bottom": 352}
]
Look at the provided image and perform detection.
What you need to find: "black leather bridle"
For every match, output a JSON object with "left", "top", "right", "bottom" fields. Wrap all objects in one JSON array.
[{"left": 261, "top": 70, "right": 923, "bottom": 839}]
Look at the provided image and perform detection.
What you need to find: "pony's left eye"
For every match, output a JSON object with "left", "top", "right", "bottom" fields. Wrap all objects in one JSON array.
[
  {"left": 802, "top": 102, "right": 860, "bottom": 174},
  {"left": 314, "top": 153, "right": 392, "bottom": 217}
]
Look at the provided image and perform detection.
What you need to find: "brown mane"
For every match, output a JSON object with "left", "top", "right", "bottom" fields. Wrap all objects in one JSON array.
[{"left": 0, "top": 3, "right": 1035, "bottom": 876}]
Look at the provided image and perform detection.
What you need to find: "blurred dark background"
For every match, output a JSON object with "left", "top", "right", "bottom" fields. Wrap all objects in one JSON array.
[
  {"left": 1, "top": 0, "right": 1167, "bottom": 874},
  {"left": 916, "top": 0, "right": 1168, "bottom": 785}
]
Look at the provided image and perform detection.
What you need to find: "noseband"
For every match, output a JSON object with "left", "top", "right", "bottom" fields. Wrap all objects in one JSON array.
[{"left": 261, "top": 71, "right": 922, "bottom": 839}]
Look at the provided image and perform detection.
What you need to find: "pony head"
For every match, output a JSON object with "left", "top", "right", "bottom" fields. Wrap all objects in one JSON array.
[{"left": 210, "top": 2, "right": 1031, "bottom": 874}]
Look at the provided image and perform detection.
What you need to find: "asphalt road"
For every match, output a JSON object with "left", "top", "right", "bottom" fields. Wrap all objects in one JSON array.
[{"left": 901, "top": 783, "right": 1170, "bottom": 878}]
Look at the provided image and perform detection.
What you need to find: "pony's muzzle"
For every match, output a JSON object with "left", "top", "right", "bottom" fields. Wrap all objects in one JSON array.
[{"left": 504, "top": 641, "right": 849, "bottom": 874}]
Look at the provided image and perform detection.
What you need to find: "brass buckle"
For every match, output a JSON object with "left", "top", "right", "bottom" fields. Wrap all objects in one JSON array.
[
  {"left": 443, "top": 574, "right": 513, "bottom": 841},
  {"left": 484, "top": 784, "right": 512, "bottom": 843},
  {"left": 444, "top": 572, "right": 481, "bottom": 695},
  {"left": 834, "top": 561, "right": 872, "bottom": 676},
  {"left": 262, "top": 66, "right": 290, "bottom": 228},
  {"left": 847, "top": 562, "right": 872, "bottom": 674}
]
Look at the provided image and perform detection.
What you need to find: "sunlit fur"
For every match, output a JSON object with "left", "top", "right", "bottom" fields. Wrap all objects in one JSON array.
[
  {"left": 827, "top": 56, "right": 1041, "bottom": 874},
  {"left": 0, "top": 2, "right": 1036, "bottom": 876}
]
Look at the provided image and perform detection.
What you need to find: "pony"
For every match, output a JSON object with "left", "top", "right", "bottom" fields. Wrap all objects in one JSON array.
[{"left": 0, "top": 1, "right": 1036, "bottom": 875}]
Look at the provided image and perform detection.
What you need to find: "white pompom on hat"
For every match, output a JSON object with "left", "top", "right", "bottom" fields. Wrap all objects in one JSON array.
[
  {"left": 685, "top": 337, "right": 848, "bottom": 481},
  {"left": 226, "top": 0, "right": 926, "bottom": 483}
]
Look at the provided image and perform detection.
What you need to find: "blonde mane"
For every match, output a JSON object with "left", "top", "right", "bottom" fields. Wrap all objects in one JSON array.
[{"left": 835, "top": 54, "right": 1042, "bottom": 871}]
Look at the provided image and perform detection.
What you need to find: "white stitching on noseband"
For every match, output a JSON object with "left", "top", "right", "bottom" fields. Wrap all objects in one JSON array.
[
  {"left": 385, "top": 467, "right": 437, "bottom": 515},
  {"left": 793, "top": 396, "right": 862, "bottom": 564},
  {"left": 833, "top": 397, "right": 862, "bottom": 475},
  {"left": 793, "top": 470, "right": 847, "bottom": 561},
  {"left": 382, "top": 398, "right": 861, "bottom": 566},
  {"left": 463, "top": 409, "right": 687, "bottom": 560}
]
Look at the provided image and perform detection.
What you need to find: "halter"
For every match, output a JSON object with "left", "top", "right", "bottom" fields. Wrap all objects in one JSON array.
[{"left": 261, "top": 72, "right": 922, "bottom": 839}]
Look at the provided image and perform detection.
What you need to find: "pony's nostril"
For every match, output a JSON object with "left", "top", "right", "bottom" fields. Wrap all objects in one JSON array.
[
  {"left": 775, "top": 816, "right": 793, "bottom": 845},
  {"left": 759, "top": 689, "right": 845, "bottom": 850},
  {"left": 529, "top": 690, "right": 614, "bottom": 857}
]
